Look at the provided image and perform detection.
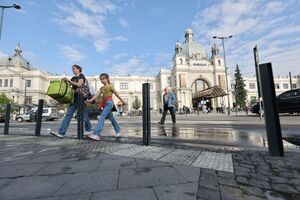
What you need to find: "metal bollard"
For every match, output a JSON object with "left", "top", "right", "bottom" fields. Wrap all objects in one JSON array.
[
  {"left": 35, "top": 99, "right": 44, "bottom": 136},
  {"left": 4, "top": 104, "right": 11, "bottom": 135},
  {"left": 142, "top": 83, "right": 151, "bottom": 145},
  {"left": 77, "top": 93, "right": 84, "bottom": 139},
  {"left": 259, "top": 63, "right": 284, "bottom": 156}
]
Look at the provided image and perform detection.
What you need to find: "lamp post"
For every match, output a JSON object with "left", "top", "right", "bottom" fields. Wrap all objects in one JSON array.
[
  {"left": 213, "top": 35, "right": 232, "bottom": 115},
  {"left": 0, "top": 3, "right": 21, "bottom": 41},
  {"left": 22, "top": 78, "right": 27, "bottom": 105}
]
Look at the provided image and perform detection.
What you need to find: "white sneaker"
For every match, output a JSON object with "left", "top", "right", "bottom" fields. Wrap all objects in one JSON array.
[
  {"left": 114, "top": 132, "right": 121, "bottom": 138},
  {"left": 50, "top": 131, "right": 64, "bottom": 138},
  {"left": 87, "top": 134, "right": 101, "bottom": 141},
  {"left": 84, "top": 131, "right": 95, "bottom": 136}
]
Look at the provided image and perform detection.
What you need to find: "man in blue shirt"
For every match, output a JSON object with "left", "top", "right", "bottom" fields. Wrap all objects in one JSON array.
[{"left": 159, "top": 86, "right": 176, "bottom": 125}]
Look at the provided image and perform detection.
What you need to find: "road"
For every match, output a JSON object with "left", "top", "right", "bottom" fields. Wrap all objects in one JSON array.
[{"left": 1, "top": 112, "right": 300, "bottom": 151}]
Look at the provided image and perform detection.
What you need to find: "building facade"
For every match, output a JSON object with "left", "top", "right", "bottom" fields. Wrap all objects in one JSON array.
[{"left": 1, "top": 30, "right": 299, "bottom": 112}]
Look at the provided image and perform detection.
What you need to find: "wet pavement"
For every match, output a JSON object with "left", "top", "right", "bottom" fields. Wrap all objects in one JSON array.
[
  {"left": 2, "top": 113, "right": 300, "bottom": 150},
  {"left": 1, "top": 113, "right": 300, "bottom": 199}
]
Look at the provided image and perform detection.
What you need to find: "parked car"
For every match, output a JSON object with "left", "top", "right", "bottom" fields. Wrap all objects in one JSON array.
[
  {"left": 277, "top": 89, "right": 300, "bottom": 114},
  {"left": 251, "top": 89, "right": 300, "bottom": 114},
  {"left": 0, "top": 113, "right": 5, "bottom": 123},
  {"left": 16, "top": 107, "right": 58, "bottom": 122},
  {"left": 16, "top": 112, "right": 31, "bottom": 122}
]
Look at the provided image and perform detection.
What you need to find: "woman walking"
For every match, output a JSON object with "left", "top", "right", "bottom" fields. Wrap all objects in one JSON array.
[
  {"left": 50, "top": 64, "right": 92, "bottom": 138},
  {"left": 85, "top": 73, "right": 125, "bottom": 141}
]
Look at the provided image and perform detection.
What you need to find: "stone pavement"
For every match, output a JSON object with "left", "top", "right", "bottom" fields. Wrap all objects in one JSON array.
[{"left": 0, "top": 135, "right": 299, "bottom": 200}]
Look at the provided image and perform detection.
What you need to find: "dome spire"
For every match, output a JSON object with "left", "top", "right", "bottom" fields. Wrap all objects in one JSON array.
[
  {"left": 185, "top": 28, "right": 194, "bottom": 43},
  {"left": 175, "top": 41, "right": 182, "bottom": 54},
  {"left": 15, "top": 42, "right": 22, "bottom": 55}
]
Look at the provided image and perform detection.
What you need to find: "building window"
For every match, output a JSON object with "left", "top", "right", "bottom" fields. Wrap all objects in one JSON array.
[
  {"left": 0, "top": 79, "right": 2, "bottom": 87},
  {"left": 4, "top": 79, "right": 8, "bottom": 87},
  {"left": 292, "top": 83, "right": 297, "bottom": 89},
  {"left": 218, "top": 60, "right": 221, "bottom": 65},
  {"left": 179, "top": 58, "right": 183, "bottom": 64},
  {"left": 283, "top": 83, "right": 289, "bottom": 89},
  {"left": 167, "top": 77, "right": 171, "bottom": 86},
  {"left": 250, "top": 96, "right": 257, "bottom": 103},
  {"left": 150, "top": 83, "right": 153, "bottom": 89},
  {"left": 26, "top": 80, "right": 31, "bottom": 88},
  {"left": 119, "top": 82, "right": 128, "bottom": 90},
  {"left": 174, "top": 76, "right": 177, "bottom": 86},
  {"left": 249, "top": 83, "right": 256, "bottom": 89},
  {"left": 275, "top": 83, "right": 280, "bottom": 89},
  {"left": 9, "top": 79, "right": 13, "bottom": 87}
]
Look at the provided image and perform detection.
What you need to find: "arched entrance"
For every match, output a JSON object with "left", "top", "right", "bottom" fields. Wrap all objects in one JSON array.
[{"left": 191, "top": 79, "right": 211, "bottom": 112}]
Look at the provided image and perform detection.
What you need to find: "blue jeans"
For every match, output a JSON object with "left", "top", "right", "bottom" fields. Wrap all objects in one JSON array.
[
  {"left": 58, "top": 103, "right": 91, "bottom": 135},
  {"left": 94, "top": 100, "right": 120, "bottom": 136}
]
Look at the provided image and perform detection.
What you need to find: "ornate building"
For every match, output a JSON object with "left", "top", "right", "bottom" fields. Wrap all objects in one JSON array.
[{"left": 0, "top": 30, "right": 299, "bottom": 112}]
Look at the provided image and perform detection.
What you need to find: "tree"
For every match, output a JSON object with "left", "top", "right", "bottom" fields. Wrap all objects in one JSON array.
[
  {"left": 0, "top": 93, "right": 12, "bottom": 112},
  {"left": 132, "top": 96, "right": 141, "bottom": 110},
  {"left": 234, "top": 64, "right": 247, "bottom": 109}
]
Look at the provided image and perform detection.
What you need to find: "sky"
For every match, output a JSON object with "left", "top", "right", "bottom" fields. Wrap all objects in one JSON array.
[{"left": 0, "top": 0, "right": 300, "bottom": 78}]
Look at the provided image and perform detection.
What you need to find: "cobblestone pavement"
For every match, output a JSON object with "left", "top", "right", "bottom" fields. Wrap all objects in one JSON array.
[{"left": 0, "top": 135, "right": 299, "bottom": 200}]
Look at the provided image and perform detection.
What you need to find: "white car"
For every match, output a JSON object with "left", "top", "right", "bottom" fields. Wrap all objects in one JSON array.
[
  {"left": 16, "top": 107, "right": 58, "bottom": 122},
  {"left": 15, "top": 112, "right": 31, "bottom": 122}
]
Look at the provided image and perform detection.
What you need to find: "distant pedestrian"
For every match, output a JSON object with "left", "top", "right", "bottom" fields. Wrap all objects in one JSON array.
[
  {"left": 85, "top": 73, "right": 125, "bottom": 141},
  {"left": 158, "top": 86, "right": 176, "bottom": 125},
  {"left": 50, "top": 64, "right": 91, "bottom": 138}
]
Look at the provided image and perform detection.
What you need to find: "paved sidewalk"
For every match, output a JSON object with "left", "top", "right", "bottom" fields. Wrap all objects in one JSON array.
[{"left": 0, "top": 135, "right": 299, "bottom": 200}]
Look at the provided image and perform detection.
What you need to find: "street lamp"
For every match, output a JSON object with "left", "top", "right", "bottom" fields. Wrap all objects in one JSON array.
[
  {"left": 213, "top": 35, "right": 233, "bottom": 115},
  {"left": 22, "top": 78, "right": 27, "bottom": 105},
  {"left": 0, "top": 3, "right": 21, "bottom": 41}
]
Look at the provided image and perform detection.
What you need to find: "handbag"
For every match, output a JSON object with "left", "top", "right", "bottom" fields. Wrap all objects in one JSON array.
[
  {"left": 47, "top": 80, "right": 74, "bottom": 104},
  {"left": 76, "top": 78, "right": 93, "bottom": 100},
  {"left": 98, "top": 97, "right": 117, "bottom": 112}
]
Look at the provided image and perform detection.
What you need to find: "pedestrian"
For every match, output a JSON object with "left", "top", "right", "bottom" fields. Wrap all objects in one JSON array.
[
  {"left": 85, "top": 73, "right": 125, "bottom": 141},
  {"left": 50, "top": 64, "right": 92, "bottom": 138},
  {"left": 158, "top": 86, "right": 176, "bottom": 125}
]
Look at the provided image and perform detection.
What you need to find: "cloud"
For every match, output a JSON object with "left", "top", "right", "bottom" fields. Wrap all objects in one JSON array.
[
  {"left": 192, "top": 0, "right": 300, "bottom": 76},
  {"left": 118, "top": 18, "right": 129, "bottom": 28},
  {"left": 78, "top": 0, "right": 117, "bottom": 14},
  {"left": 107, "top": 52, "right": 172, "bottom": 76},
  {"left": 110, "top": 57, "right": 144, "bottom": 76},
  {"left": 54, "top": 0, "right": 127, "bottom": 53},
  {"left": 113, "top": 36, "right": 128, "bottom": 41},
  {"left": 59, "top": 45, "right": 86, "bottom": 62}
]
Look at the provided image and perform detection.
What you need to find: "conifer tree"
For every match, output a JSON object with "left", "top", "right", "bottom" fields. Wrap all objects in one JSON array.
[{"left": 234, "top": 64, "right": 247, "bottom": 109}]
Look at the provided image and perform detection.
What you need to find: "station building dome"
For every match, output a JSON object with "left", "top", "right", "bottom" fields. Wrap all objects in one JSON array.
[{"left": 181, "top": 29, "right": 208, "bottom": 60}]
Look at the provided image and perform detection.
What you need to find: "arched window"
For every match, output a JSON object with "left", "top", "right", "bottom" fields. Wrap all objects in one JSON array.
[
  {"left": 179, "top": 58, "right": 183, "bottom": 64},
  {"left": 218, "top": 60, "right": 221, "bottom": 65}
]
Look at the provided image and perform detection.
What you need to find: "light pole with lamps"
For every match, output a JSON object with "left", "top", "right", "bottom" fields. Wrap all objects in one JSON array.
[
  {"left": 22, "top": 78, "right": 27, "bottom": 105},
  {"left": 0, "top": 3, "right": 21, "bottom": 41},
  {"left": 213, "top": 35, "right": 232, "bottom": 115}
]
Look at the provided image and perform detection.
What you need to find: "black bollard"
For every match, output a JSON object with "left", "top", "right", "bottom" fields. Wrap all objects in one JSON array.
[
  {"left": 4, "top": 104, "right": 11, "bottom": 135},
  {"left": 259, "top": 63, "right": 284, "bottom": 156},
  {"left": 35, "top": 99, "right": 44, "bottom": 136},
  {"left": 77, "top": 93, "right": 84, "bottom": 139},
  {"left": 142, "top": 83, "right": 151, "bottom": 145}
]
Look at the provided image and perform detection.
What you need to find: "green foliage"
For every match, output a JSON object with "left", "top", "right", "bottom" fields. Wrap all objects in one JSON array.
[
  {"left": 132, "top": 96, "right": 141, "bottom": 110},
  {"left": 0, "top": 93, "right": 12, "bottom": 104},
  {"left": 0, "top": 93, "right": 13, "bottom": 112},
  {"left": 234, "top": 65, "right": 247, "bottom": 108}
]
